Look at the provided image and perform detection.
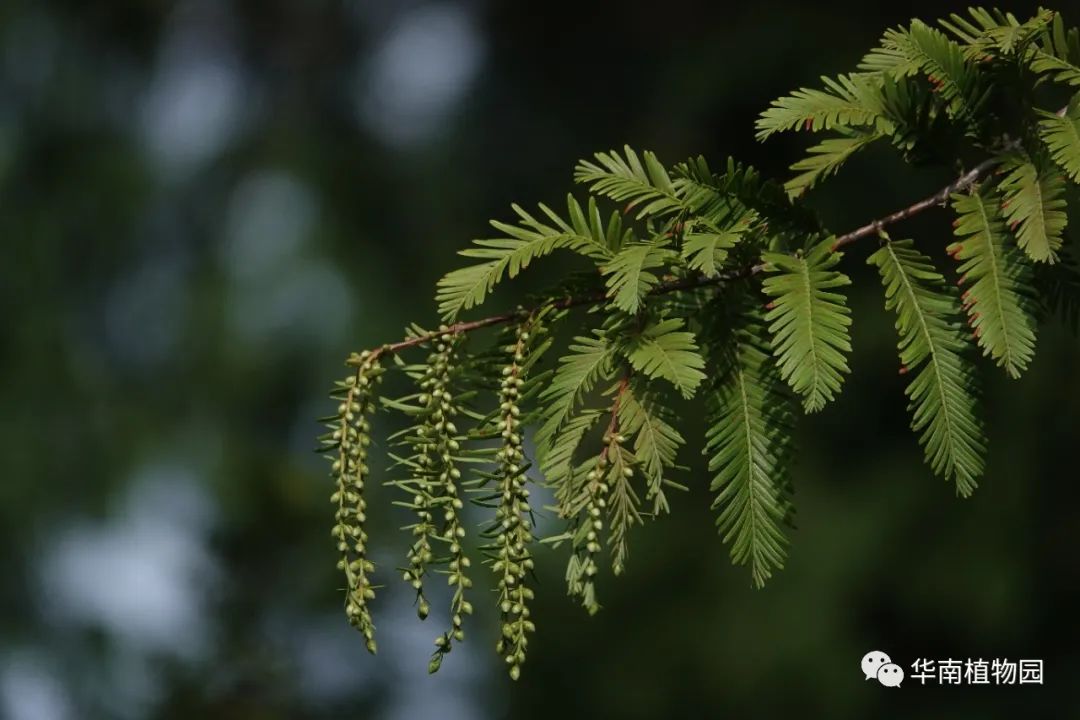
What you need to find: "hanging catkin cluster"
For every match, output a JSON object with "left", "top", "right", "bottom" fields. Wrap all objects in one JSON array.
[
  {"left": 389, "top": 331, "right": 475, "bottom": 673},
  {"left": 565, "top": 447, "right": 610, "bottom": 614},
  {"left": 489, "top": 319, "right": 538, "bottom": 680},
  {"left": 558, "top": 381, "right": 634, "bottom": 615},
  {"left": 325, "top": 6, "right": 1080, "bottom": 680},
  {"left": 324, "top": 351, "right": 382, "bottom": 654}
]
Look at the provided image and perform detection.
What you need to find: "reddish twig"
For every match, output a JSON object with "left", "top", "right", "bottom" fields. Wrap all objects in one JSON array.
[
  {"left": 831, "top": 149, "right": 1012, "bottom": 250},
  {"left": 599, "top": 375, "right": 631, "bottom": 464},
  {"left": 355, "top": 127, "right": 1056, "bottom": 361}
]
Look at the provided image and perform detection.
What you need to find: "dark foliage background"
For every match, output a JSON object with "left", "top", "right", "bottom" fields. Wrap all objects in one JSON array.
[{"left": 1, "top": 1, "right": 1077, "bottom": 718}]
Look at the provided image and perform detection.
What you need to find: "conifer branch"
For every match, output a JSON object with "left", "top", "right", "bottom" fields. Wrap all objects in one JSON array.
[
  {"left": 328, "top": 6, "right": 1080, "bottom": 675},
  {"left": 358, "top": 132, "right": 1054, "bottom": 358}
]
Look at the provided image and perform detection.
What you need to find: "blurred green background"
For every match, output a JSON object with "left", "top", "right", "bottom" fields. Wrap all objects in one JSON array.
[{"left": 1, "top": 1, "right": 1077, "bottom": 718}]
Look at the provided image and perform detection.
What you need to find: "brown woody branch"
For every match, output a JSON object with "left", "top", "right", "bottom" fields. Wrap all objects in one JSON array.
[
  {"left": 830, "top": 150, "right": 1012, "bottom": 250},
  {"left": 355, "top": 142, "right": 1031, "bottom": 362}
]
